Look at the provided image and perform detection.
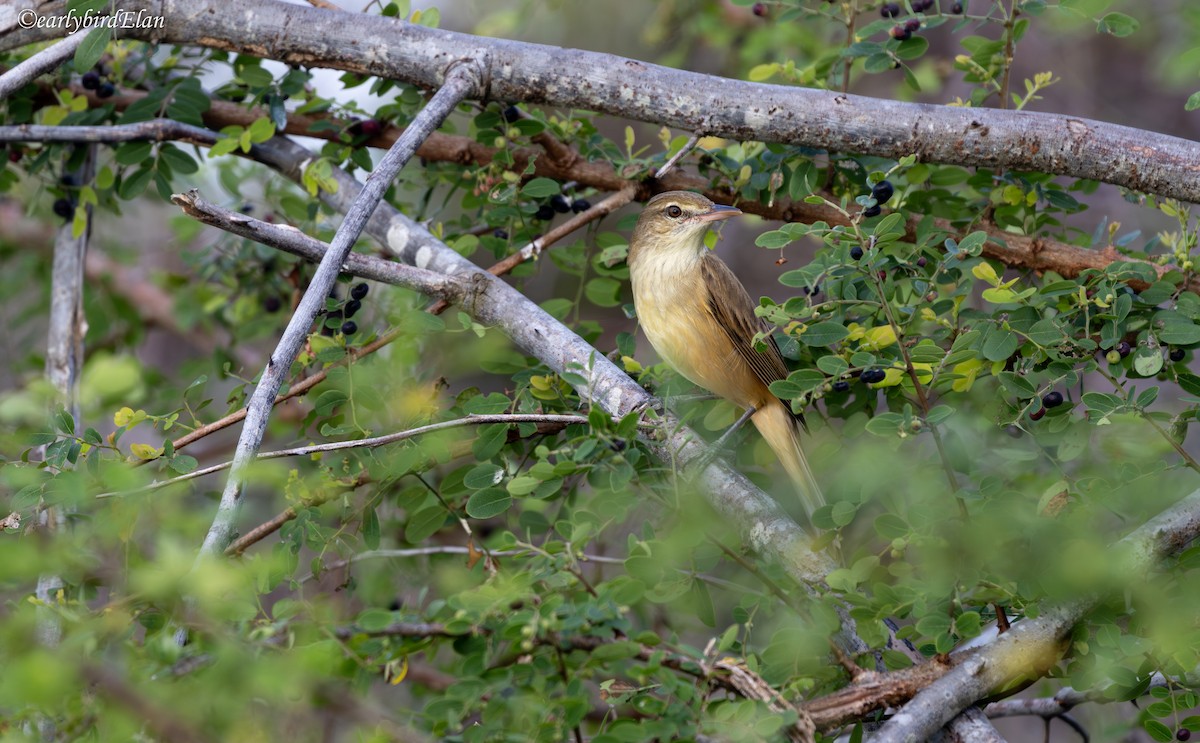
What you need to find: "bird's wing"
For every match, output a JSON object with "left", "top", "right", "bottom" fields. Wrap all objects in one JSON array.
[{"left": 700, "top": 253, "right": 791, "bottom": 388}]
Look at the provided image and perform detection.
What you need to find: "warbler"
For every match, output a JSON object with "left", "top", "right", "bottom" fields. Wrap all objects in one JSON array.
[{"left": 628, "top": 191, "right": 824, "bottom": 517}]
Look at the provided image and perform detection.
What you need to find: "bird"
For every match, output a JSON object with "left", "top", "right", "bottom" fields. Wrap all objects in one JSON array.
[{"left": 628, "top": 191, "right": 825, "bottom": 519}]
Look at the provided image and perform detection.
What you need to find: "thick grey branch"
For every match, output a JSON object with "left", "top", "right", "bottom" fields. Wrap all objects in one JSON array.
[
  {"left": 872, "top": 487, "right": 1200, "bottom": 743},
  {"left": 0, "top": 29, "right": 85, "bottom": 100},
  {"left": 170, "top": 189, "right": 464, "bottom": 297},
  {"left": 8, "top": 0, "right": 1199, "bottom": 202},
  {"left": 244, "top": 132, "right": 836, "bottom": 586},
  {"left": 197, "top": 62, "right": 479, "bottom": 555}
]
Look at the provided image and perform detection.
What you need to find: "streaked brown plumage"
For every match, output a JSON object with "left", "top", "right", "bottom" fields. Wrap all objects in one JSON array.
[{"left": 629, "top": 191, "right": 824, "bottom": 518}]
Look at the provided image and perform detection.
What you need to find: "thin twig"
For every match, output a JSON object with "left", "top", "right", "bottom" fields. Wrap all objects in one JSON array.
[
  {"left": 426, "top": 185, "right": 636, "bottom": 315},
  {"left": 102, "top": 414, "right": 588, "bottom": 499},
  {"left": 654, "top": 133, "right": 701, "bottom": 179},
  {"left": 196, "top": 62, "right": 480, "bottom": 556}
]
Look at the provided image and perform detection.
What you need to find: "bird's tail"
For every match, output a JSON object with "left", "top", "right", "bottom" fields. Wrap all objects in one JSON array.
[{"left": 752, "top": 399, "right": 825, "bottom": 521}]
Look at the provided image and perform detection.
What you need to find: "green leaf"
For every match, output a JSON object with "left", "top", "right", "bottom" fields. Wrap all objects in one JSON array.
[
  {"left": 915, "top": 612, "right": 952, "bottom": 638},
  {"left": 817, "top": 355, "right": 850, "bottom": 377},
  {"left": 873, "top": 513, "right": 909, "bottom": 540},
  {"left": 168, "top": 455, "right": 198, "bottom": 475},
  {"left": 158, "top": 145, "right": 199, "bottom": 175},
  {"left": 997, "top": 371, "right": 1036, "bottom": 397},
  {"left": 748, "top": 63, "right": 781, "bottom": 82},
  {"left": 589, "top": 641, "right": 642, "bottom": 662},
  {"left": 521, "top": 178, "right": 562, "bottom": 199},
  {"left": 755, "top": 229, "right": 793, "bottom": 249},
  {"left": 957, "top": 231, "right": 988, "bottom": 256},
  {"left": 466, "top": 488, "right": 512, "bottom": 519},
  {"left": 1143, "top": 720, "right": 1173, "bottom": 743},
  {"left": 980, "top": 327, "right": 1018, "bottom": 362},
  {"left": 506, "top": 476, "right": 540, "bottom": 496},
  {"left": 872, "top": 212, "right": 906, "bottom": 241},
  {"left": 1096, "top": 12, "right": 1138, "bottom": 37},
  {"left": 909, "top": 340, "right": 945, "bottom": 363},
  {"left": 463, "top": 463, "right": 504, "bottom": 490},
  {"left": 1132, "top": 346, "right": 1163, "bottom": 377},
  {"left": 362, "top": 507, "right": 380, "bottom": 549},
  {"left": 73, "top": 26, "right": 111, "bottom": 73},
  {"left": 118, "top": 166, "right": 154, "bottom": 200},
  {"left": 799, "top": 321, "right": 849, "bottom": 347},
  {"left": 584, "top": 277, "right": 622, "bottom": 308},
  {"left": 1081, "top": 392, "right": 1124, "bottom": 415},
  {"left": 1186, "top": 91, "right": 1200, "bottom": 112},
  {"left": 1027, "top": 319, "right": 1064, "bottom": 346},
  {"left": 1158, "top": 322, "right": 1200, "bottom": 346},
  {"left": 865, "top": 412, "right": 904, "bottom": 437},
  {"left": 472, "top": 423, "right": 509, "bottom": 461},
  {"left": 1178, "top": 372, "right": 1200, "bottom": 397},
  {"left": 954, "top": 611, "right": 982, "bottom": 639},
  {"left": 404, "top": 506, "right": 447, "bottom": 543}
]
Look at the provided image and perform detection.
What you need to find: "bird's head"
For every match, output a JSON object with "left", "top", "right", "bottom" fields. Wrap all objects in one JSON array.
[{"left": 629, "top": 191, "right": 742, "bottom": 263}]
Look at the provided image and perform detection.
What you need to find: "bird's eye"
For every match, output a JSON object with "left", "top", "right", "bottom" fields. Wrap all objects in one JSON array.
[{"left": 665, "top": 205, "right": 683, "bottom": 218}]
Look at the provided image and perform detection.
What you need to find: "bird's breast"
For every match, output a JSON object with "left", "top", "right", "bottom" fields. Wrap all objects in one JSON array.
[{"left": 630, "top": 251, "right": 764, "bottom": 408}]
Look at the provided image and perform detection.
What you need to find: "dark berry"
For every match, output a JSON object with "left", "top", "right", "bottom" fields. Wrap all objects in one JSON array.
[
  {"left": 346, "top": 118, "right": 364, "bottom": 137},
  {"left": 344, "top": 299, "right": 362, "bottom": 318},
  {"left": 81, "top": 71, "right": 101, "bottom": 90},
  {"left": 1029, "top": 407, "right": 1046, "bottom": 421},
  {"left": 913, "top": 0, "right": 934, "bottom": 10},
  {"left": 904, "top": 18, "right": 922, "bottom": 32},
  {"left": 861, "top": 367, "right": 887, "bottom": 384},
  {"left": 359, "top": 119, "right": 383, "bottom": 137},
  {"left": 263, "top": 296, "right": 282, "bottom": 313},
  {"left": 240, "top": 204, "right": 253, "bottom": 214},
  {"left": 1116, "top": 341, "right": 1132, "bottom": 357},
  {"left": 60, "top": 173, "right": 78, "bottom": 187},
  {"left": 752, "top": 2, "right": 768, "bottom": 16},
  {"left": 1042, "top": 391, "right": 1064, "bottom": 409},
  {"left": 871, "top": 179, "right": 895, "bottom": 204},
  {"left": 7, "top": 148, "right": 21, "bottom": 163},
  {"left": 1171, "top": 347, "right": 1186, "bottom": 362},
  {"left": 889, "top": 25, "right": 912, "bottom": 40},
  {"left": 881, "top": 2, "right": 901, "bottom": 17},
  {"left": 850, "top": 246, "right": 864, "bottom": 260},
  {"left": 341, "top": 320, "right": 358, "bottom": 336},
  {"left": 863, "top": 205, "right": 882, "bottom": 218},
  {"left": 951, "top": 1, "right": 964, "bottom": 13},
  {"left": 571, "top": 198, "right": 592, "bottom": 213},
  {"left": 550, "top": 194, "right": 571, "bottom": 213},
  {"left": 96, "top": 81, "right": 116, "bottom": 99},
  {"left": 350, "top": 282, "right": 369, "bottom": 301},
  {"left": 502, "top": 105, "right": 521, "bottom": 123},
  {"left": 1177, "top": 729, "right": 1191, "bottom": 742},
  {"left": 492, "top": 228, "right": 509, "bottom": 240},
  {"left": 832, "top": 380, "right": 851, "bottom": 393},
  {"left": 917, "top": 256, "right": 928, "bottom": 268},
  {"left": 52, "top": 198, "right": 73, "bottom": 219},
  {"left": 535, "top": 204, "right": 555, "bottom": 221}
]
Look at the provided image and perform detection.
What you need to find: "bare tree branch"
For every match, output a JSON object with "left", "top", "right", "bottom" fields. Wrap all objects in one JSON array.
[
  {"left": 213, "top": 133, "right": 840, "bottom": 587},
  {"left": 99, "top": 413, "right": 590, "bottom": 498},
  {"left": 6, "top": 0, "right": 1198, "bottom": 202},
  {"left": 197, "top": 61, "right": 481, "bottom": 556},
  {"left": 35, "top": 146, "right": 94, "bottom": 674},
  {"left": 3, "top": 88, "right": 1178, "bottom": 294},
  {"left": 869, "top": 487, "right": 1200, "bottom": 743}
]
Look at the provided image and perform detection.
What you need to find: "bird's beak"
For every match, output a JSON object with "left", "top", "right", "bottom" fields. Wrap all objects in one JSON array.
[{"left": 692, "top": 204, "right": 742, "bottom": 223}]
